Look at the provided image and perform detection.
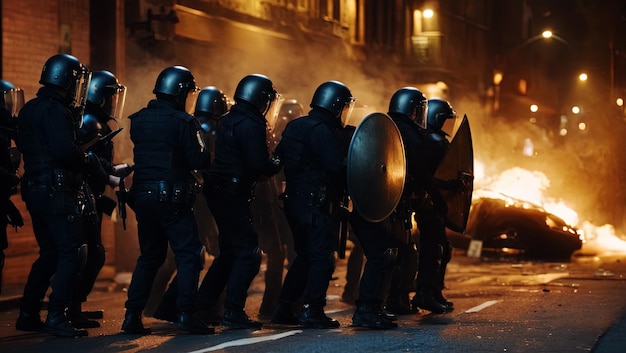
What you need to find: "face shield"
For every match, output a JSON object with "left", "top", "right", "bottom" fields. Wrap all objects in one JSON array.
[
  {"left": 106, "top": 84, "right": 127, "bottom": 121},
  {"left": 442, "top": 110, "right": 460, "bottom": 137},
  {"left": 184, "top": 85, "right": 200, "bottom": 115},
  {"left": 2, "top": 88, "right": 25, "bottom": 117},
  {"left": 70, "top": 69, "right": 92, "bottom": 129},
  {"left": 265, "top": 93, "right": 284, "bottom": 132},
  {"left": 412, "top": 100, "right": 428, "bottom": 129},
  {"left": 340, "top": 96, "right": 357, "bottom": 127}
]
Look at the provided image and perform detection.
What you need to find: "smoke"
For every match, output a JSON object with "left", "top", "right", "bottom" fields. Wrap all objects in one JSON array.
[{"left": 119, "top": 15, "right": 625, "bottom": 237}]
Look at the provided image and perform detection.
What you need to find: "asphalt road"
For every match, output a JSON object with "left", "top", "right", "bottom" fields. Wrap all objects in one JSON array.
[{"left": 0, "top": 252, "right": 625, "bottom": 353}]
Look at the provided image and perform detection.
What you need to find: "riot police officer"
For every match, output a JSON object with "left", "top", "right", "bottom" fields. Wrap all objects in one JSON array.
[
  {"left": 411, "top": 98, "right": 468, "bottom": 314},
  {"left": 150, "top": 85, "right": 228, "bottom": 323},
  {"left": 70, "top": 70, "right": 128, "bottom": 328},
  {"left": 385, "top": 87, "right": 428, "bottom": 315},
  {"left": 197, "top": 74, "right": 281, "bottom": 329},
  {"left": 15, "top": 54, "right": 105, "bottom": 337},
  {"left": 0, "top": 79, "right": 24, "bottom": 294},
  {"left": 122, "top": 65, "right": 212, "bottom": 335},
  {"left": 270, "top": 81, "right": 355, "bottom": 329}
]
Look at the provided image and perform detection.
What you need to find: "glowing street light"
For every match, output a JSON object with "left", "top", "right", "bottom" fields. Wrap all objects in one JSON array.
[
  {"left": 571, "top": 106, "right": 581, "bottom": 114},
  {"left": 423, "top": 9, "right": 434, "bottom": 18},
  {"left": 578, "top": 73, "right": 588, "bottom": 81}
]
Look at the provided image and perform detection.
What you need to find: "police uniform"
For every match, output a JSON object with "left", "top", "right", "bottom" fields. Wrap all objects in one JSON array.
[
  {"left": 16, "top": 85, "right": 91, "bottom": 337},
  {"left": 411, "top": 127, "right": 457, "bottom": 313},
  {"left": 271, "top": 107, "right": 345, "bottom": 328},
  {"left": 70, "top": 109, "right": 114, "bottom": 327},
  {"left": 124, "top": 97, "right": 210, "bottom": 333},
  {"left": 386, "top": 112, "right": 427, "bottom": 314},
  {"left": 197, "top": 100, "right": 278, "bottom": 329}
]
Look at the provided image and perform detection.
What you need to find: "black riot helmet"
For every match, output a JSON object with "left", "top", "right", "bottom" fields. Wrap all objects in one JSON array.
[
  {"left": 39, "top": 54, "right": 91, "bottom": 111},
  {"left": 310, "top": 80, "right": 355, "bottom": 126},
  {"left": 0, "top": 79, "right": 25, "bottom": 117},
  {"left": 87, "top": 70, "right": 127, "bottom": 121},
  {"left": 194, "top": 86, "right": 228, "bottom": 119},
  {"left": 153, "top": 65, "right": 199, "bottom": 113},
  {"left": 76, "top": 113, "right": 102, "bottom": 145},
  {"left": 388, "top": 87, "right": 428, "bottom": 129},
  {"left": 233, "top": 74, "right": 280, "bottom": 117},
  {"left": 426, "top": 98, "right": 456, "bottom": 131}
]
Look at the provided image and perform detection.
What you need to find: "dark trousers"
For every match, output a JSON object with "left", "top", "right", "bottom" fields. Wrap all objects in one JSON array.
[
  {"left": 72, "top": 210, "right": 105, "bottom": 305},
  {"left": 415, "top": 209, "right": 448, "bottom": 290},
  {"left": 278, "top": 198, "right": 335, "bottom": 307},
  {"left": 20, "top": 212, "right": 83, "bottom": 315},
  {"left": 125, "top": 193, "right": 204, "bottom": 314},
  {"left": 349, "top": 212, "right": 393, "bottom": 303},
  {"left": 197, "top": 190, "right": 261, "bottom": 311}
]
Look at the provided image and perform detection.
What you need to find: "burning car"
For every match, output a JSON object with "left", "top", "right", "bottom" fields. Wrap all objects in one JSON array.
[{"left": 451, "top": 193, "right": 584, "bottom": 260}]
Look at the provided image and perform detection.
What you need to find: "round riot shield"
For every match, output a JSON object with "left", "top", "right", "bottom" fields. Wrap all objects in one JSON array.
[{"left": 347, "top": 112, "right": 406, "bottom": 222}]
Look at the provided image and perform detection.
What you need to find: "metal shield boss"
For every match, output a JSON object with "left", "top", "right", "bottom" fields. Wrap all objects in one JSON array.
[{"left": 347, "top": 112, "right": 406, "bottom": 222}]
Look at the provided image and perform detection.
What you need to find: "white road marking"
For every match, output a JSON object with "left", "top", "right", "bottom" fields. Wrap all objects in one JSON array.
[
  {"left": 187, "top": 330, "right": 303, "bottom": 353},
  {"left": 465, "top": 300, "right": 500, "bottom": 313}
]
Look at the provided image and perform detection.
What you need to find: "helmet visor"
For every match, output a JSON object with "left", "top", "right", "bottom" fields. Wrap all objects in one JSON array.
[
  {"left": 3, "top": 88, "right": 25, "bottom": 117},
  {"left": 266, "top": 93, "right": 284, "bottom": 133},
  {"left": 108, "top": 84, "right": 127, "bottom": 121},
  {"left": 184, "top": 86, "right": 200, "bottom": 115},
  {"left": 71, "top": 69, "right": 91, "bottom": 111},
  {"left": 413, "top": 100, "right": 428, "bottom": 129},
  {"left": 340, "top": 97, "right": 357, "bottom": 127}
]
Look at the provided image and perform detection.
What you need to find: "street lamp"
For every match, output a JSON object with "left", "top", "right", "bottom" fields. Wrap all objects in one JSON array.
[
  {"left": 540, "top": 30, "right": 569, "bottom": 46},
  {"left": 492, "top": 29, "right": 568, "bottom": 116}
]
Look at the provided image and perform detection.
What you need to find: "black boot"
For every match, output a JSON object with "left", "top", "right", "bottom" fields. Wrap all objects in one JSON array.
[
  {"left": 16, "top": 311, "right": 45, "bottom": 332},
  {"left": 69, "top": 302, "right": 100, "bottom": 328},
  {"left": 352, "top": 302, "right": 397, "bottom": 329},
  {"left": 176, "top": 312, "right": 215, "bottom": 334},
  {"left": 433, "top": 290, "right": 454, "bottom": 312},
  {"left": 385, "top": 294, "right": 415, "bottom": 315},
  {"left": 121, "top": 311, "right": 151, "bottom": 335},
  {"left": 45, "top": 311, "right": 88, "bottom": 337},
  {"left": 411, "top": 290, "right": 447, "bottom": 314},
  {"left": 298, "top": 304, "right": 340, "bottom": 329},
  {"left": 222, "top": 309, "right": 263, "bottom": 329},
  {"left": 374, "top": 302, "right": 398, "bottom": 321},
  {"left": 270, "top": 301, "right": 299, "bottom": 325}
]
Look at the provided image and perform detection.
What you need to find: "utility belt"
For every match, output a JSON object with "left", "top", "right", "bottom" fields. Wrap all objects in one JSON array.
[
  {"left": 132, "top": 181, "right": 200, "bottom": 204},
  {"left": 284, "top": 186, "right": 332, "bottom": 211},
  {"left": 209, "top": 173, "right": 255, "bottom": 197},
  {"left": 23, "top": 168, "right": 83, "bottom": 193}
]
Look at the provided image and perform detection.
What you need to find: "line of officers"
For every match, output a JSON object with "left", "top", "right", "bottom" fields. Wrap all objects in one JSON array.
[{"left": 1, "top": 53, "right": 470, "bottom": 337}]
